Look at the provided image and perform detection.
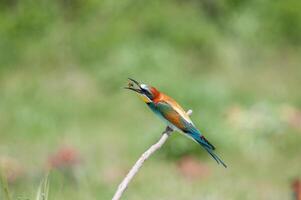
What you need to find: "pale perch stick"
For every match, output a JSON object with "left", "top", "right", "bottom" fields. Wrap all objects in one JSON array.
[{"left": 112, "top": 109, "right": 193, "bottom": 200}]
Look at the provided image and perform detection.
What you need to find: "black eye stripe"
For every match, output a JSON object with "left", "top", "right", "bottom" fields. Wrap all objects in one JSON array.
[
  {"left": 142, "top": 89, "right": 152, "bottom": 98},
  {"left": 142, "top": 88, "right": 148, "bottom": 93}
]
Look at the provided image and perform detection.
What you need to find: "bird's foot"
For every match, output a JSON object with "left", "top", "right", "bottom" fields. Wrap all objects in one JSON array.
[{"left": 162, "top": 126, "right": 174, "bottom": 136}]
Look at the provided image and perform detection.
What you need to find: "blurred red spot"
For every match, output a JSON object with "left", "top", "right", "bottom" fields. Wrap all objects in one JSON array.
[
  {"left": 48, "top": 146, "right": 80, "bottom": 170},
  {"left": 292, "top": 179, "right": 301, "bottom": 200},
  {"left": 103, "top": 167, "right": 126, "bottom": 184},
  {"left": 0, "top": 156, "right": 23, "bottom": 183},
  {"left": 281, "top": 105, "right": 301, "bottom": 131},
  {"left": 177, "top": 156, "right": 210, "bottom": 181}
]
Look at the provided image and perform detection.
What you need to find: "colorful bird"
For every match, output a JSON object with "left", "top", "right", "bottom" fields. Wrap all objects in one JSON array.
[{"left": 125, "top": 78, "right": 227, "bottom": 168}]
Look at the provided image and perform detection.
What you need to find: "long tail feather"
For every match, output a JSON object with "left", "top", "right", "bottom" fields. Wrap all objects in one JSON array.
[
  {"left": 204, "top": 146, "right": 227, "bottom": 168},
  {"left": 189, "top": 133, "right": 227, "bottom": 168}
]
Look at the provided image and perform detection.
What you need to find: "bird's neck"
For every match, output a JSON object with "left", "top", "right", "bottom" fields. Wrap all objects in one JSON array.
[{"left": 152, "top": 92, "right": 163, "bottom": 104}]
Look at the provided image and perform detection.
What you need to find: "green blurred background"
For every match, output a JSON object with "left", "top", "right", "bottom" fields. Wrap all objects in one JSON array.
[{"left": 0, "top": 0, "right": 301, "bottom": 199}]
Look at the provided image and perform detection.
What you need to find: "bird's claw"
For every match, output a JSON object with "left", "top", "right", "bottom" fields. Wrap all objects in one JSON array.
[{"left": 162, "top": 126, "right": 174, "bottom": 136}]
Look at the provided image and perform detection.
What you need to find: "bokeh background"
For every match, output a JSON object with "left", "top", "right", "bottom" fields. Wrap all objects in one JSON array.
[{"left": 1, "top": 0, "right": 301, "bottom": 199}]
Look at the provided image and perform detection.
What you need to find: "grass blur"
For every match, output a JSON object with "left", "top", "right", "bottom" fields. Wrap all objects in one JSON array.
[
  {"left": 36, "top": 173, "right": 49, "bottom": 200},
  {"left": 0, "top": 170, "right": 12, "bottom": 200},
  {"left": 0, "top": 0, "right": 301, "bottom": 199}
]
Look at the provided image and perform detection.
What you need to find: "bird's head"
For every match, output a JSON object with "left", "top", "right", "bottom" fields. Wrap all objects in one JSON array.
[{"left": 124, "top": 78, "right": 160, "bottom": 103}]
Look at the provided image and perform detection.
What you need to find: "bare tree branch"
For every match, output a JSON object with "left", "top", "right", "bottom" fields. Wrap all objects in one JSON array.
[{"left": 112, "top": 109, "right": 193, "bottom": 200}]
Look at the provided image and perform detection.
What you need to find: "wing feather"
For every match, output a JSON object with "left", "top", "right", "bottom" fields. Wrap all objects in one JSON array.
[
  {"left": 156, "top": 99, "right": 198, "bottom": 134},
  {"left": 159, "top": 94, "right": 193, "bottom": 124}
]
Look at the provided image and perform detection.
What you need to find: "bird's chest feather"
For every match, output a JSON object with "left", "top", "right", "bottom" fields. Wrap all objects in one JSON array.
[{"left": 146, "top": 102, "right": 161, "bottom": 117}]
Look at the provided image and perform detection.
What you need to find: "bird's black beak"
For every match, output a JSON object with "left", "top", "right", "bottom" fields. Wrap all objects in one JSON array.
[{"left": 124, "top": 78, "right": 142, "bottom": 93}]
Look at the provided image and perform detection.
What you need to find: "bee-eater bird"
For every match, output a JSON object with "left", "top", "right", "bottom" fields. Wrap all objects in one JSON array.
[{"left": 125, "top": 78, "right": 227, "bottom": 168}]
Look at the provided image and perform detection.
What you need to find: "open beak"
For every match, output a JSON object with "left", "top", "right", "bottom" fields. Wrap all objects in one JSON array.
[{"left": 124, "top": 78, "right": 142, "bottom": 93}]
